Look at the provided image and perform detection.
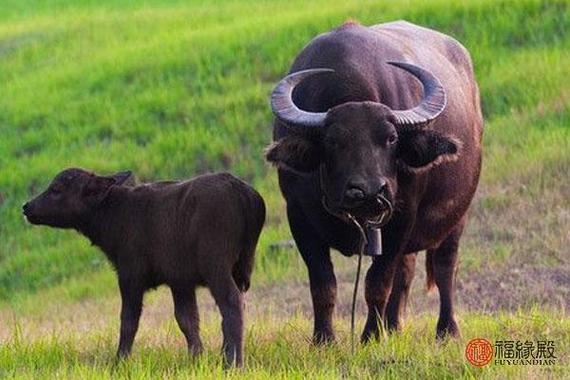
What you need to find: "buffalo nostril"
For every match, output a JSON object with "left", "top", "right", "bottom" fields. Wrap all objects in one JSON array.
[
  {"left": 345, "top": 187, "right": 366, "bottom": 201},
  {"left": 377, "top": 180, "right": 388, "bottom": 195},
  {"left": 22, "top": 203, "right": 29, "bottom": 212}
]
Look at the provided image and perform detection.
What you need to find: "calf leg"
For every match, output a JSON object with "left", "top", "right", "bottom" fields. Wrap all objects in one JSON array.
[
  {"left": 209, "top": 275, "right": 244, "bottom": 367},
  {"left": 171, "top": 287, "right": 203, "bottom": 356},
  {"left": 429, "top": 218, "right": 466, "bottom": 339},
  {"left": 386, "top": 253, "right": 417, "bottom": 332},
  {"left": 288, "top": 204, "right": 336, "bottom": 344},
  {"left": 117, "top": 281, "right": 144, "bottom": 358}
]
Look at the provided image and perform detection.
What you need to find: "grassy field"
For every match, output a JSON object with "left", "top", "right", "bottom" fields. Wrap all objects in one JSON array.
[{"left": 0, "top": 0, "right": 568, "bottom": 378}]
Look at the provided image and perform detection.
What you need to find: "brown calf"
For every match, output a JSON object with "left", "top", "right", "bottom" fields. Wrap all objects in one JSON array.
[{"left": 23, "top": 168, "right": 265, "bottom": 366}]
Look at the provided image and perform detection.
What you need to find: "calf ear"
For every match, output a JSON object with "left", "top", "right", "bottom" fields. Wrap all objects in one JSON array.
[
  {"left": 82, "top": 176, "right": 116, "bottom": 205},
  {"left": 264, "top": 136, "right": 322, "bottom": 174},
  {"left": 397, "top": 128, "right": 461, "bottom": 173},
  {"left": 111, "top": 171, "right": 133, "bottom": 186}
]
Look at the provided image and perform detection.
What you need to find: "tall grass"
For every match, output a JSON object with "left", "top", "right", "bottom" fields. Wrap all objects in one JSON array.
[{"left": 1, "top": 306, "right": 568, "bottom": 379}]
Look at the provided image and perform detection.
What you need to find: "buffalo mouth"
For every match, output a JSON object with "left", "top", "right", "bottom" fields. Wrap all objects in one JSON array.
[
  {"left": 324, "top": 193, "right": 393, "bottom": 227},
  {"left": 343, "top": 194, "right": 393, "bottom": 227},
  {"left": 22, "top": 208, "right": 50, "bottom": 226},
  {"left": 23, "top": 211, "right": 43, "bottom": 225}
]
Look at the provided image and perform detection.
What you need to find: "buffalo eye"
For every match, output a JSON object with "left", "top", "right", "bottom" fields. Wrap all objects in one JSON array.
[{"left": 387, "top": 133, "right": 398, "bottom": 146}]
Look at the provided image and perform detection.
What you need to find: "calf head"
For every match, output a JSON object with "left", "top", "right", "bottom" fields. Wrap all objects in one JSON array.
[
  {"left": 266, "top": 62, "right": 461, "bottom": 223},
  {"left": 23, "top": 168, "right": 132, "bottom": 228}
]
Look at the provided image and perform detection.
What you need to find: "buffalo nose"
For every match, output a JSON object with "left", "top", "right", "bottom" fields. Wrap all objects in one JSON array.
[
  {"left": 344, "top": 185, "right": 366, "bottom": 203},
  {"left": 22, "top": 202, "right": 29, "bottom": 214}
]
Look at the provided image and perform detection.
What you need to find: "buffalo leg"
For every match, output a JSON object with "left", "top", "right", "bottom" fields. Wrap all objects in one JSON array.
[
  {"left": 209, "top": 275, "right": 244, "bottom": 367},
  {"left": 361, "top": 252, "right": 400, "bottom": 342},
  {"left": 430, "top": 218, "right": 465, "bottom": 339},
  {"left": 171, "top": 287, "right": 203, "bottom": 356},
  {"left": 361, "top": 213, "right": 415, "bottom": 342},
  {"left": 116, "top": 281, "right": 144, "bottom": 358},
  {"left": 386, "top": 253, "right": 417, "bottom": 332},
  {"left": 288, "top": 205, "right": 336, "bottom": 344}
]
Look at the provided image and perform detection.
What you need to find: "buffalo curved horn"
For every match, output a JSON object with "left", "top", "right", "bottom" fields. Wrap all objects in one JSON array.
[
  {"left": 271, "top": 68, "right": 335, "bottom": 128},
  {"left": 386, "top": 61, "right": 447, "bottom": 126}
]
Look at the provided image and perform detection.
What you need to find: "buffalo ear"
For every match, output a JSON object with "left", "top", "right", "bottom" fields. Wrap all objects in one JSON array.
[
  {"left": 397, "top": 128, "right": 461, "bottom": 173},
  {"left": 264, "top": 136, "right": 322, "bottom": 174}
]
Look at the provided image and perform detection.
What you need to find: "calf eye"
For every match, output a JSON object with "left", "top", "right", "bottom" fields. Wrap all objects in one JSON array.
[{"left": 387, "top": 133, "right": 398, "bottom": 145}]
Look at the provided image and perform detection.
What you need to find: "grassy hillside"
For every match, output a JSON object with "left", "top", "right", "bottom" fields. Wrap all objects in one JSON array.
[
  {"left": 0, "top": 0, "right": 568, "bottom": 378},
  {"left": 1, "top": 0, "right": 567, "bottom": 302}
]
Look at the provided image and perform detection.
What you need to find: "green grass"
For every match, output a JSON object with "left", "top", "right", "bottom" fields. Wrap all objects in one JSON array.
[
  {"left": 0, "top": 0, "right": 568, "bottom": 378},
  {"left": 2, "top": 303, "right": 568, "bottom": 379},
  {"left": 1, "top": 0, "right": 568, "bottom": 302}
]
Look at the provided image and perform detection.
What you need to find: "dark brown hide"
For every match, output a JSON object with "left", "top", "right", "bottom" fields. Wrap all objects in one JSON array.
[{"left": 266, "top": 21, "right": 483, "bottom": 342}]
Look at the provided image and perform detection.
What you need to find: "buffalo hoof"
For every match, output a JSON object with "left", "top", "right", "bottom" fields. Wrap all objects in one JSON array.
[
  {"left": 312, "top": 330, "right": 335, "bottom": 345},
  {"left": 386, "top": 317, "right": 403, "bottom": 334},
  {"left": 188, "top": 342, "right": 204, "bottom": 357},
  {"left": 361, "top": 320, "right": 386, "bottom": 343},
  {"left": 436, "top": 318, "right": 460, "bottom": 340}
]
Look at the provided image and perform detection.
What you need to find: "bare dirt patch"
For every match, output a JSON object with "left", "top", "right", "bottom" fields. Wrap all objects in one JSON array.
[{"left": 250, "top": 255, "right": 570, "bottom": 320}]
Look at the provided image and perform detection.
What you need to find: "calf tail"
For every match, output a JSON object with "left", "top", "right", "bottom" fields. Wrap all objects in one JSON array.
[
  {"left": 233, "top": 191, "right": 265, "bottom": 293},
  {"left": 426, "top": 249, "right": 436, "bottom": 294}
]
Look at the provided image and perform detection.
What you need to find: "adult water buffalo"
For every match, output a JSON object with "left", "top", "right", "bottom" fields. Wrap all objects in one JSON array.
[{"left": 265, "top": 20, "right": 483, "bottom": 343}]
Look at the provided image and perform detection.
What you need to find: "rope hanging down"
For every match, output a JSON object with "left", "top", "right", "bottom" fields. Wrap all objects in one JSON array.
[
  {"left": 319, "top": 165, "right": 393, "bottom": 353},
  {"left": 345, "top": 197, "right": 390, "bottom": 354},
  {"left": 346, "top": 213, "right": 367, "bottom": 354}
]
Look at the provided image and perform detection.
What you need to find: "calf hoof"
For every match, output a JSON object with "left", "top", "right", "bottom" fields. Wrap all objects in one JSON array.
[
  {"left": 436, "top": 318, "right": 460, "bottom": 340},
  {"left": 115, "top": 349, "right": 131, "bottom": 360},
  {"left": 222, "top": 352, "right": 243, "bottom": 369},
  {"left": 112, "top": 350, "right": 131, "bottom": 367},
  {"left": 223, "top": 359, "right": 243, "bottom": 369}
]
